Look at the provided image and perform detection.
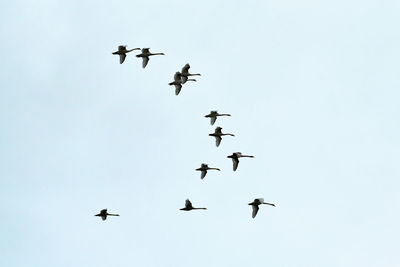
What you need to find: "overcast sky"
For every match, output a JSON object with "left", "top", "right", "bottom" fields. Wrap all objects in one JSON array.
[{"left": 1, "top": 0, "right": 400, "bottom": 266}]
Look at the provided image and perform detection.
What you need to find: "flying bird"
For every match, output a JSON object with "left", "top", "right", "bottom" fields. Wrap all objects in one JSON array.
[
  {"left": 195, "top": 163, "right": 221, "bottom": 179},
  {"left": 227, "top": 152, "right": 254, "bottom": 171},
  {"left": 204, "top": 110, "right": 231, "bottom": 125},
  {"left": 94, "top": 209, "right": 120, "bottom": 221},
  {"left": 136, "top": 48, "right": 164, "bottom": 68},
  {"left": 112, "top": 45, "right": 140, "bottom": 64},
  {"left": 180, "top": 63, "right": 201, "bottom": 83},
  {"left": 169, "top": 72, "right": 183, "bottom": 95},
  {"left": 180, "top": 199, "right": 207, "bottom": 211},
  {"left": 209, "top": 127, "right": 234, "bottom": 147},
  {"left": 168, "top": 72, "right": 196, "bottom": 95},
  {"left": 248, "top": 198, "right": 275, "bottom": 218}
]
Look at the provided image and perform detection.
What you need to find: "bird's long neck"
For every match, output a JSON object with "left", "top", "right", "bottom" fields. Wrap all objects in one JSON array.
[
  {"left": 241, "top": 155, "right": 254, "bottom": 158},
  {"left": 193, "top": 208, "right": 207, "bottom": 210},
  {"left": 189, "top": 73, "right": 201, "bottom": 76},
  {"left": 149, "top": 53, "right": 164, "bottom": 56},
  {"left": 263, "top": 203, "right": 275, "bottom": 207},
  {"left": 107, "top": 213, "right": 119, "bottom": 216},
  {"left": 219, "top": 114, "right": 231, "bottom": 116},
  {"left": 187, "top": 78, "right": 197, "bottom": 82},
  {"left": 222, "top": 133, "right": 234, "bottom": 136},
  {"left": 209, "top": 168, "right": 220, "bottom": 171}
]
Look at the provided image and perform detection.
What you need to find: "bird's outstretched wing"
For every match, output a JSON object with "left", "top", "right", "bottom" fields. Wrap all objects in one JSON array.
[
  {"left": 215, "top": 127, "right": 222, "bottom": 134},
  {"left": 215, "top": 136, "right": 222, "bottom": 147},
  {"left": 201, "top": 170, "right": 207, "bottom": 179},
  {"left": 101, "top": 215, "right": 107, "bottom": 221},
  {"left": 252, "top": 205, "right": 259, "bottom": 218},
  {"left": 181, "top": 64, "right": 190, "bottom": 74},
  {"left": 232, "top": 157, "right": 239, "bottom": 171},
  {"left": 210, "top": 116, "right": 217, "bottom": 125},
  {"left": 142, "top": 56, "right": 149, "bottom": 68},
  {"left": 175, "top": 84, "right": 182, "bottom": 95},
  {"left": 185, "top": 199, "right": 193, "bottom": 209},
  {"left": 119, "top": 54, "right": 126, "bottom": 64}
]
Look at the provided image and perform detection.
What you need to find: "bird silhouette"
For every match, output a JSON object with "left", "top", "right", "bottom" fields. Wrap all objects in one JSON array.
[
  {"left": 112, "top": 45, "right": 140, "bottom": 64},
  {"left": 209, "top": 127, "right": 234, "bottom": 147},
  {"left": 94, "top": 209, "right": 120, "bottom": 221},
  {"left": 204, "top": 110, "right": 231, "bottom": 125},
  {"left": 227, "top": 152, "right": 254, "bottom": 171},
  {"left": 136, "top": 48, "right": 164, "bottom": 68},
  {"left": 195, "top": 163, "right": 221, "bottom": 179},
  {"left": 180, "top": 199, "right": 207, "bottom": 211},
  {"left": 180, "top": 63, "right": 201, "bottom": 83},
  {"left": 168, "top": 72, "right": 196, "bottom": 95},
  {"left": 248, "top": 198, "right": 275, "bottom": 218}
]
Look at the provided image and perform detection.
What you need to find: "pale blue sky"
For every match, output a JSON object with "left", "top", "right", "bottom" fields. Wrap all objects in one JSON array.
[{"left": 1, "top": 0, "right": 399, "bottom": 266}]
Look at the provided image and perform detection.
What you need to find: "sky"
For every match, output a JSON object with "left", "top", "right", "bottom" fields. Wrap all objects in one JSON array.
[{"left": 1, "top": 0, "right": 399, "bottom": 266}]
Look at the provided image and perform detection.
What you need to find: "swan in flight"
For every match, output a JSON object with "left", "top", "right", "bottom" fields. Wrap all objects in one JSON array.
[
  {"left": 204, "top": 111, "right": 231, "bottom": 125},
  {"left": 196, "top": 163, "right": 221, "bottom": 179},
  {"left": 180, "top": 63, "right": 201, "bottom": 83},
  {"left": 180, "top": 199, "right": 207, "bottom": 211},
  {"left": 168, "top": 72, "right": 196, "bottom": 95},
  {"left": 136, "top": 48, "right": 164, "bottom": 68},
  {"left": 248, "top": 198, "right": 275, "bottom": 218},
  {"left": 227, "top": 152, "right": 254, "bottom": 171},
  {"left": 169, "top": 72, "right": 183, "bottom": 95},
  {"left": 209, "top": 127, "right": 234, "bottom": 147},
  {"left": 94, "top": 209, "right": 120, "bottom": 221},
  {"left": 112, "top": 45, "right": 140, "bottom": 64}
]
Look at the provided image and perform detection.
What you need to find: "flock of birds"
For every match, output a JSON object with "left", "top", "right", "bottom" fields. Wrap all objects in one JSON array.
[{"left": 94, "top": 45, "right": 276, "bottom": 221}]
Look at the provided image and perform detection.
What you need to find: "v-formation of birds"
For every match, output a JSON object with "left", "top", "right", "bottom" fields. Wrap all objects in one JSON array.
[{"left": 96, "top": 45, "right": 276, "bottom": 220}]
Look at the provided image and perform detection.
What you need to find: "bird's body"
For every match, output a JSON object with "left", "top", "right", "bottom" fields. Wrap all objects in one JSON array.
[
  {"left": 136, "top": 48, "right": 164, "bottom": 68},
  {"left": 94, "top": 209, "right": 120, "bottom": 221},
  {"left": 248, "top": 198, "right": 275, "bottom": 218},
  {"left": 168, "top": 71, "right": 197, "bottom": 95},
  {"left": 180, "top": 63, "right": 201, "bottom": 84},
  {"left": 112, "top": 45, "right": 140, "bottom": 64},
  {"left": 180, "top": 199, "right": 207, "bottom": 211},
  {"left": 195, "top": 163, "right": 221, "bottom": 179},
  {"left": 227, "top": 152, "right": 254, "bottom": 171},
  {"left": 209, "top": 127, "right": 234, "bottom": 147},
  {"left": 204, "top": 110, "right": 231, "bottom": 125},
  {"left": 169, "top": 72, "right": 183, "bottom": 95}
]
